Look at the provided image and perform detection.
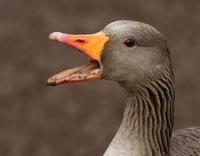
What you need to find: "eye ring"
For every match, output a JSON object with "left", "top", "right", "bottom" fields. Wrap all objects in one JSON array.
[{"left": 123, "top": 38, "right": 136, "bottom": 47}]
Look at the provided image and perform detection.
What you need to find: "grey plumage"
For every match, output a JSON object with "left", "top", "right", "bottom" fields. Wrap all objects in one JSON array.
[
  {"left": 100, "top": 20, "right": 200, "bottom": 156},
  {"left": 171, "top": 127, "right": 200, "bottom": 156}
]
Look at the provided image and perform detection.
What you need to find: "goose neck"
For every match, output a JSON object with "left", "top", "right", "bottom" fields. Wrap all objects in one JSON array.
[{"left": 104, "top": 78, "right": 175, "bottom": 156}]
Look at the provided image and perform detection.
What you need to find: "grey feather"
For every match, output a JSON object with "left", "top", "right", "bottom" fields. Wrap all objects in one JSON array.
[{"left": 100, "top": 20, "right": 200, "bottom": 156}]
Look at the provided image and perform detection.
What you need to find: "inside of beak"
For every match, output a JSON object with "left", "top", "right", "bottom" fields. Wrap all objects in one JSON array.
[{"left": 47, "top": 31, "right": 109, "bottom": 86}]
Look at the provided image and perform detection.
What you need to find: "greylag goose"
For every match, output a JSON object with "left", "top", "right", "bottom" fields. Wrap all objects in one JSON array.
[{"left": 47, "top": 20, "right": 200, "bottom": 156}]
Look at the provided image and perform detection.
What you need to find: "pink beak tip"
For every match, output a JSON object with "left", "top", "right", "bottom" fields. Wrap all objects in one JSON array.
[{"left": 49, "top": 32, "right": 64, "bottom": 40}]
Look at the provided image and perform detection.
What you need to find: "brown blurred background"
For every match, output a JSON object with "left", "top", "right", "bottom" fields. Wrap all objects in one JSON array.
[{"left": 0, "top": 0, "right": 200, "bottom": 155}]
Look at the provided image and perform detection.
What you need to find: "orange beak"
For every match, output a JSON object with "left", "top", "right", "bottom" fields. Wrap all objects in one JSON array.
[
  {"left": 47, "top": 31, "right": 109, "bottom": 86},
  {"left": 49, "top": 31, "right": 109, "bottom": 62}
]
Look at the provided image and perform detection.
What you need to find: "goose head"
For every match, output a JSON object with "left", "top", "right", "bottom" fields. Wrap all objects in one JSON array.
[{"left": 47, "top": 20, "right": 172, "bottom": 90}]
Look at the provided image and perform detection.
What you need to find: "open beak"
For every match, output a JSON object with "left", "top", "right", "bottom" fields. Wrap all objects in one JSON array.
[{"left": 47, "top": 31, "right": 109, "bottom": 86}]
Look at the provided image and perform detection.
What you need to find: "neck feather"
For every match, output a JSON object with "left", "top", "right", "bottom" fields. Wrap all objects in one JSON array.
[{"left": 104, "top": 74, "right": 175, "bottom": 156}]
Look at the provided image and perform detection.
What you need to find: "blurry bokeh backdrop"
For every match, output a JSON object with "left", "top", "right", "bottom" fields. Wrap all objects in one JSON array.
[{"left": 0, "top": 0, "right": 200, "bottom": 155}]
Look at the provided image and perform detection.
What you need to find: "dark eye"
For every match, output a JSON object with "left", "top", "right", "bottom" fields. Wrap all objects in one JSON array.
[{"left": 123, "top": 38, "right": 136, "bottom": 47}]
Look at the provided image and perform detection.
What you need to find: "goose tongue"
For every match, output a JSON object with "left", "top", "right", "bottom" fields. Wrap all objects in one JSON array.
[{"left": 47, "top": 61, "right": 101, "bottom": 86}]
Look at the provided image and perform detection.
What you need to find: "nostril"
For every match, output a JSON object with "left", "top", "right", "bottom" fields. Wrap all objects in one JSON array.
[{"left": 75, "top": 39, "right": 86, "bottom": 43}]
